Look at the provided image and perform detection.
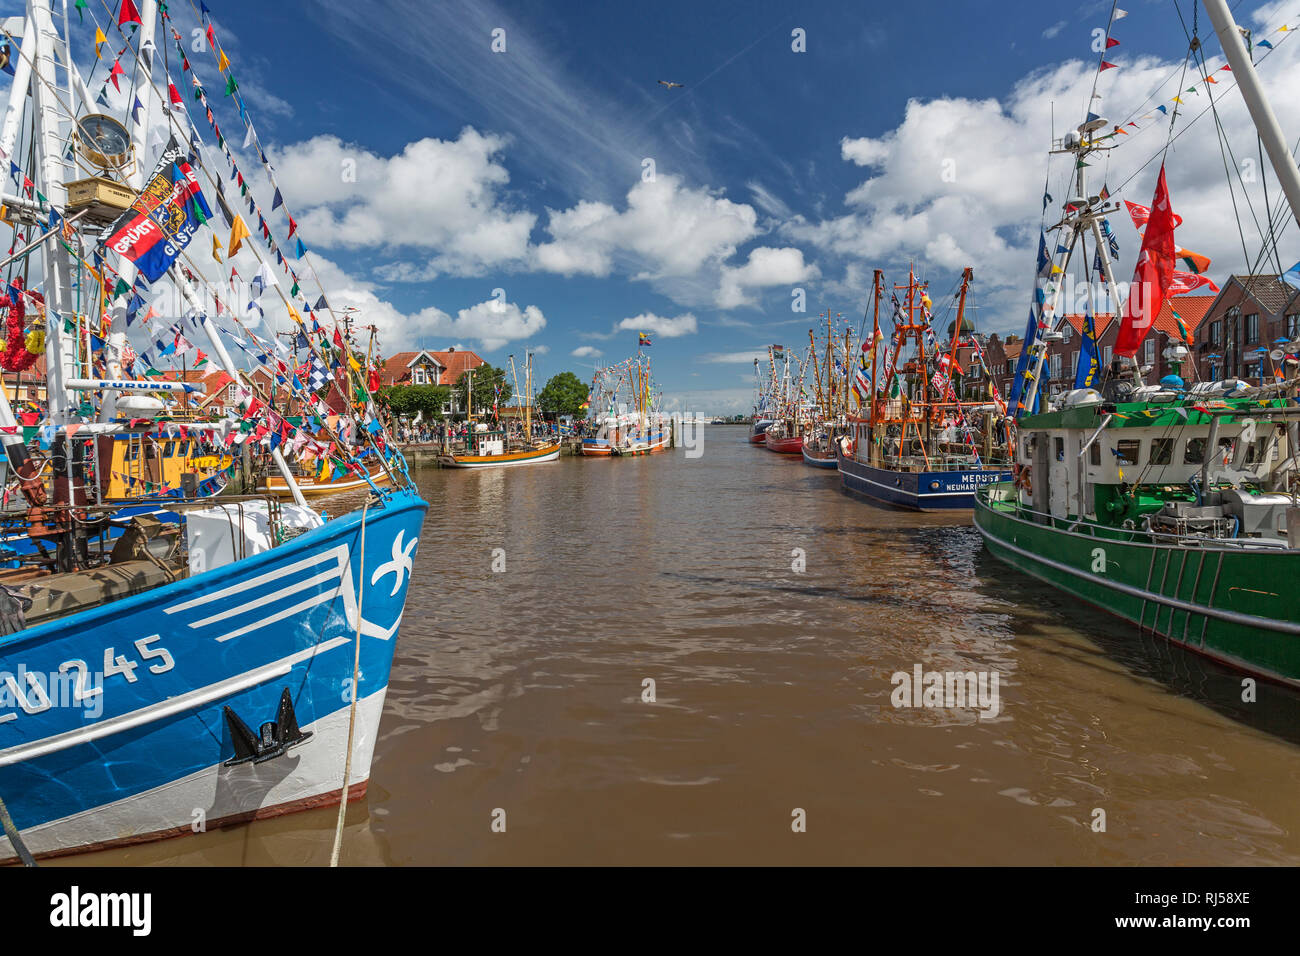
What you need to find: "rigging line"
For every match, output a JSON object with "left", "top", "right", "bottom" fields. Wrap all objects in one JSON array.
[
  {"left": 1181, "top": 1, "right": 1288, "bottom": 285},
  {"left": 1085, "top": 1, "right": 1122, "bottom": 123},
  {"left": 178, "top": 0, "right": 375, "bottom": 335},
  {"left": 1110, "top": 21, "right": 1298, "bottom": 196}
]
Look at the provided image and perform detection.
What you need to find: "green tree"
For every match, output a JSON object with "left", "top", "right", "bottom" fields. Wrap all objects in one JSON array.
[
  {"left": 454, "top": 364, "right": 511, "bottom": 417},
  {"left": 380, "top": 384, "right": 451, "bottom": 421},
  {"left": 537, "top": 371, "right": 588, "bottom": 419}
]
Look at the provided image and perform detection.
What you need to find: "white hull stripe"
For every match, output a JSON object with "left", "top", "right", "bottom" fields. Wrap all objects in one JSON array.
[
  {"left": 192, "top": 568, "right": 342, "bottom": 629},
  {"left": 164, "top": 546, "right": 346, "bottom": 616},
  {"left": 0, "top": 636, "right": 348, "bottom": 768}
]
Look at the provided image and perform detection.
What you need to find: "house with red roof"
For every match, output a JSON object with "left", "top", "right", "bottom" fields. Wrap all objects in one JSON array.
[{"left": 378, "top": 347, "right": 486, "bottom": 414}]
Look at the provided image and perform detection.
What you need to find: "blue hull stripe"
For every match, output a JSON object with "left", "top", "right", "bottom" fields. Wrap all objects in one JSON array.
[{"left": 837, "top": 453, "right": 1010, "bottom": 511}]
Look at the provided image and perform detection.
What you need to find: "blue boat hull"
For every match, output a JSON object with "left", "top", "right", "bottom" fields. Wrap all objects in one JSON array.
[
  {"left": 0, "top": 487, "right": 427, "bottom": 860},
  {"left": 837, "top": 451, "right": 1010, "bottom": 511},
  {"left": 801, "top": 447, "right": 838, "bottom": 469}
]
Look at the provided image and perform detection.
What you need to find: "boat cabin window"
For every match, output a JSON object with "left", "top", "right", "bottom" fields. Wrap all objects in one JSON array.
[
  {"left": 1054, "top": 437, "right": 1064, "bottom": 461},
  {"left": 1115, "top": 439, "right": 1141, "bottom": 466},
  {"left": 164, "top": 441, "right": 175, "bottom": 457},
  {"left": 1186, "top": 436, "right": 1232, "bottom": 465},
  {"left": 1245, "top": 437, "right": 1273, "bottom": 464},
  {"left": 1020, "top": 435, "right": 1034, "bottom": 462},
  {"left": 1089, "top": 441, "right": 1101, "bottom": 466},
  {"left": 1150, "top": 438, "right": 1173, "bottom": 465},
  {"left": 125, "top": 440, "right": 138, "bottom": 461}
]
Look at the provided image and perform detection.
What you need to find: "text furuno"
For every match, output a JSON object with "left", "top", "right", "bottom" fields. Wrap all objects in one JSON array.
[
  {"left": 891, "top": 664, "right": 1001, "bottom": 720},
  {"left": 49, "top": 886, "right": 151, "bottom": 936}
]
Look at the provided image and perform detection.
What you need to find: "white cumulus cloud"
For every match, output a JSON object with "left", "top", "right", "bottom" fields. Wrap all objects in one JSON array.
[
  {"left": 716, "top": 246, "right": 820, "bottom": 309},
  {"left": 615, "top": 312, "right": 698, "bottom": 338}
]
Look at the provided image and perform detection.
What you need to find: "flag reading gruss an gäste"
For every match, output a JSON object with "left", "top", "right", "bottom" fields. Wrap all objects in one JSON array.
[
  {"left": 1114, "top": 164, "right": 1177, "bottom": 358},
  {"left": 105, "top": 135, "right": 212, "bottom": 283}
]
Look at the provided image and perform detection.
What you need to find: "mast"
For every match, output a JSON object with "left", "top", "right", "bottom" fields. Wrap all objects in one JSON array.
[
  {"left": 1202, "top": 0, "right": 1300, "bottom": 225},
  {"left": 524, "top": 351, "right": 532, "bottom": 438},
  {"left": 868, "top": 269, "right": 882, "bottom": 424}
]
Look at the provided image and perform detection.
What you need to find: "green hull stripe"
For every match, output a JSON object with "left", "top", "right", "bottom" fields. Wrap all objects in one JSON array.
[{"left": 979, "top": 515, "right": 1300, "bottom": 637}]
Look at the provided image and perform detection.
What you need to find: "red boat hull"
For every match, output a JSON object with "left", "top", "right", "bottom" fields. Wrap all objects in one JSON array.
[{"left": 764, "top": 434, "right": 804, "bottom": 455}]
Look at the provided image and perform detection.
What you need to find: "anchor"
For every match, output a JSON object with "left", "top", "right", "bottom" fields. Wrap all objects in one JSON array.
[{"left": 222, "top": 688, "right": 313, "bottom": 766}]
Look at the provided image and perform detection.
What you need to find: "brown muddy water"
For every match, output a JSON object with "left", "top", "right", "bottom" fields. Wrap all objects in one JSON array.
[{"left": 62, "top": 425, "right": 1300, "bottom": 865}]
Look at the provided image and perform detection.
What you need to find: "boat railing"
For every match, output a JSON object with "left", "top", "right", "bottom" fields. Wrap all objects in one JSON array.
[
  {"left": 877, "top": 453, "right": 1012, "bottom": 471},
  {"left": 986, "top": 491, "right": 1291, "bottom": 551}
]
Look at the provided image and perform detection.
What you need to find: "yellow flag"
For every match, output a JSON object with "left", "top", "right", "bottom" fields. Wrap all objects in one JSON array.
[
  {"left": 218, "top": 48, "right": 230, "bottom": 72},
  {"left": 287, "top": 302, "right": 303, "bottom": 325},
  {"left": 94, "top": 27, "right": 106, "bottom": 58},
  {"left": 211, "top": 234, "right": 224, "bottom": 263},
  {"left": 227, "top": 215, "right": 250, "bottom": 257}
]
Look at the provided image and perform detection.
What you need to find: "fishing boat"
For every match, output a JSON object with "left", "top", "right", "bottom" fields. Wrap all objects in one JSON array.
[
  {"left": 262, "top": 467, "right": 392, "bottom": 497},
  {"left": 581, "top": 340, "right": 669, "bottom": 456},
  {"left": 764, "top": 421, "right": 803, "bottom": 455},
  {"left": 0, "top": 0, "right": 426, "bottom": 862},
  {"left": 975, "top": 0, "right": 1300, "bottom": 686},
  {"left": 801, "top": 436, "right": 838, "bottom": 468},
  {"left": 799, "top": 310, "right": 855, "bottom": 469},
  {"left": 839, "top": 268, "right": 1012, "bottom": 509},
  {"left": 757, "top": 344, "right": 808, "bottom": 454},
  {"left": 748, "top": 418, "right": 774, "bottom": 444},
  {"left": 439, "top": 351, "right": 559, "bottom": 467},
  {"left": 440, "top": 429, "right": 561, "bottom": 468}
]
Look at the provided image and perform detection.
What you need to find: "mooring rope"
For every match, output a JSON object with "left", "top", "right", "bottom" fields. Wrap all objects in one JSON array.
[
  {"left": 0, "top": 793, "right": 36, "bottom": 867},
  {"left": 329, "top": 497, "right": 370, "bottom": 867}
]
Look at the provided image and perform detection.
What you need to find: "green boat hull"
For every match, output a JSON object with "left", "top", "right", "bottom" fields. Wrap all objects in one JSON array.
[{"left": 974, "top": 485, "right": 1300, "bottom": 687}]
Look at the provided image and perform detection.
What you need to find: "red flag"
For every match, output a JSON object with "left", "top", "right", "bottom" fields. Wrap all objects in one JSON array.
[
  {"left": 109, "top": 58, "right": 125, "bottom": 91},
  {"left": 1168, "top": 271, "right": 1219, "bottom": 295},
  {"left": 1115, "top": 166, "right": 1177, "bottom": 358},
  {"left": 169, "top": 82, "right": 183, "bottom": 107},
  {"left": 1106, "top": 37, "right": 1120, "bottom": 48},
  {"left": 118, "top": 0, "right": 142, "bottom": 26},
  {"left": 1100, "top": 61, "right": 1118, "bottom": 71}
]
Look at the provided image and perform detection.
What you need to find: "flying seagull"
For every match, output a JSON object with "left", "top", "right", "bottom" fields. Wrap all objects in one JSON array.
[{"left": 657, "top": 80, "right": 684, "bottom": 89}]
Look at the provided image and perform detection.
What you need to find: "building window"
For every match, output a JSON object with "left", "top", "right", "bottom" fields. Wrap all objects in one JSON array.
[
  {"left": 1102, "top": 346, "right": 1112, "bottom": 367},
  {"left": 1143, "top": 339, "right": 1154, "bottom": 364},
  {"left": 1050, "top": 354, "right": 1061, "bottom": 380},
  {"left": 1062, "top": 325, "right": 1072, "bottom": 343},
  {"left": 1287, "top": 313, "right": 1299, "bottom": 338},
  {"left": 1245, "top": 313, "right": 1259, "bottom": 343},
  {"left": 1208, "top": 320, "right": 1221, "bottom": 345},
  {"left": 227, "top": 383, "right": 237, "bottom": 402},
  {"left": 1071, "top": 352, "right": 1079, "bottom": 375}
]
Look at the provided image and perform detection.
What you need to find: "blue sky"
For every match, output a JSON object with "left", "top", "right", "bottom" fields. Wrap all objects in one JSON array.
[{"left": 6, "top": 0, "right": 1300, "bottom": 412}]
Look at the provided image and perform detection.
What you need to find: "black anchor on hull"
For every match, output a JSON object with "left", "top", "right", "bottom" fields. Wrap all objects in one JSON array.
[{"left": 222, "top": 688, "right": 313, "bottom": 766}]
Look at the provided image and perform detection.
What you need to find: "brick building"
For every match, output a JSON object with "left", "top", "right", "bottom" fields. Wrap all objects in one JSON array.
[{"left": 1191, "top": 275, "right": 1300, "bottom": 384}]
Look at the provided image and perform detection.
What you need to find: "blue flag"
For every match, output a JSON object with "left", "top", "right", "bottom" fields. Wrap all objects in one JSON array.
[{"left": 1074, "top": 311, "right": 1100, "bottom": 389}]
